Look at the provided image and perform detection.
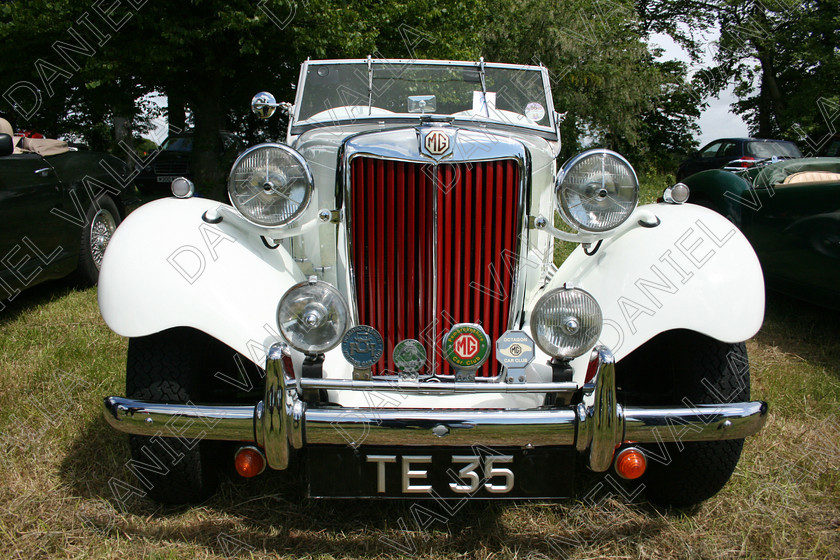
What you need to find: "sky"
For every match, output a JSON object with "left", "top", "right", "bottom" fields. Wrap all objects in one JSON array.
[{"left": 649, "top": 31, "right": 749, "bottom": 147}]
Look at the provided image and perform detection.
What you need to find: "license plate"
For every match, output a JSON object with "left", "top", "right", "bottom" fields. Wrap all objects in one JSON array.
[
  {"left": 156, "top": 176, "right": 179, "bottom": 183},
  {"left": 307, "top": 446, "right": 575, "bottom": 498}
]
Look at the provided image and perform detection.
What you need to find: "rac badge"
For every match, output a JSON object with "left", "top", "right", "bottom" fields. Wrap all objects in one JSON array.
[
  {"left": 421, "top": 128, "right": 453, "bottom": 159},
  {"left": 341, "top": 325, "right": 384, "bottom": 369},
  {"left": 443, "top": 323, "right": 490, "bottom": 370}
]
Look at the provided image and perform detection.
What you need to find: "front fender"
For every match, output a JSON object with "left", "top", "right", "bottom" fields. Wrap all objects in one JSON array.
[
  {"left": 682, "top": 169, "right": 752, "bottom": 224},
  {"left": 547, "top": 203, "right": 764, "bottom": 361},
  {"left": 98, "top": 197, "right": 305, "bottom": 365}
]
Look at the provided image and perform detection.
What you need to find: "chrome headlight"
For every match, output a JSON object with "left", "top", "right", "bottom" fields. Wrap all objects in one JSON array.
[
  {"left": 228, "top": 143, "right": 313, "bottom": 226},
  {"left": 277, "top": 280, "right": 349, "bottom": 354},
  {"left": 555, "top": 149, "right": 639, "bottom": 232},
  {"left": 530, "top": 287, "right": 602, "bottom": 359}
]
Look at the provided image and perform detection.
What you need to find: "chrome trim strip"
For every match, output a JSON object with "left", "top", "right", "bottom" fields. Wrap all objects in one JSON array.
[
  {"left": 510, "top": 148, "right": 531, "bottom": 330},
  {"left": 102, "top": 396, "right": 255, "bottom": 441},
  {"left": 624, "top": 401, "right": 768, "bottom": 442},
  {"left": 301, "top": 58, "right": 547, "bottom": 70},
  {"left": 299, "top": 378, "right": 579, "bottom": 393},
  {"left": 305, "top": 408, "right": 579, "bottom": 447}
]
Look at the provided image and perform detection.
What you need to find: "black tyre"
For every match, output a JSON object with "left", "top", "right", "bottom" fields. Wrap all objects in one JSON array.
[
  {"left": 126, "top": 328, "right": 220, "bottom": 505},
  {"left": 616, "top": 330, "right": 750, "bottom": 507},
  {"left": 79, "top": 195, "right": 120, "bottom": 284}
]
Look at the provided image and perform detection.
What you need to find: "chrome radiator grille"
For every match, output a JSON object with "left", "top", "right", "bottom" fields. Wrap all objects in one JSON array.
[{"left": 349, "top": 157, "right": 521, "bottom": 377}]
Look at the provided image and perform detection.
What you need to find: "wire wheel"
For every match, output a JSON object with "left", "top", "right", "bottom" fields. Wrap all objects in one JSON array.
[{"left": 89, "top": 208, "right": 117, "bottom": 270}]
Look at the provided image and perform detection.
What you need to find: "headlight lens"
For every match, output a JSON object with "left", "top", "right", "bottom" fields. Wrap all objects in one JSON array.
[
  {"left": 530, "top": 287, "right": 602, "bottom": 359},
  {"left": 555, "top": 149, "right": 639, "bottom": 232},
  {"left": 277, "top": 280, "right": 349, "bottom": 354},
  {"left": 228, "top": 143, "right": 313, "bottom": 226}
]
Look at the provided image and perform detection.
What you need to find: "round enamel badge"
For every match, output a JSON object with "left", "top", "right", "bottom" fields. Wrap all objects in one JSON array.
[
  {"left": 393, "top": 339, "right": 426, "bottom": 373},
  {"left": 341, "top": 325, "right": 384, "bottom": 368},
  {"left": 443, "top": 323, "right": 490, "bottom": 370}
]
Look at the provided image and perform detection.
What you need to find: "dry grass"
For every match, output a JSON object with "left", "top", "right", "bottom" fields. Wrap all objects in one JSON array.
[{"left": 0, "top": 279, "right": 838, "bottom": 559}]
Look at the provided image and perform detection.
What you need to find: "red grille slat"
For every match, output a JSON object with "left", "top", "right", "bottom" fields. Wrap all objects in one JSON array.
[
  {"left": 385, "top": 161, "right": 395, "bottom": 373},
  {"left": 350, "top": 157, "right": 520, "bottom": 378},
  {"left": 375, "top": 161, "right": 385, "bottom": 348}
]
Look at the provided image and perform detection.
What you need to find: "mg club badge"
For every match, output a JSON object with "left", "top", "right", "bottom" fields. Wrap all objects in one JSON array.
[
  {"left": 393, "top": 339, "right": 426, "bottom": 379},
  {"left": 496, "top": 330, "right": 535, "bottom": 383},
  {"left": 443, "top": 323, "right": 490, "bottom": 380},
  {"left": 341, "top": 325, "right": 383, "bottom": 380},
  {"left": 420, "top": 127, "right": 454, "bottom": 159}
]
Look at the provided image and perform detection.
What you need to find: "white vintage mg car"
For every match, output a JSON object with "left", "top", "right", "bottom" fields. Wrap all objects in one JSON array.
[{"left": 101, "top": 58, "right": 768, "bottom": 506}]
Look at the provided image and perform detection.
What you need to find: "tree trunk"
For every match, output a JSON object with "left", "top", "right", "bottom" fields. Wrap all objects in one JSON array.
[
  {"left": 752, "top": 5, "right": 785, "bottom": 137},
  {"left": 190, "top": 77, "right": 225, "bottom": 201},
  {"left": 168, "top": 88, "right": 186, "bottom": 136},
  {"left": 756, "top": 51, "right": 784, "bottom": 137}
]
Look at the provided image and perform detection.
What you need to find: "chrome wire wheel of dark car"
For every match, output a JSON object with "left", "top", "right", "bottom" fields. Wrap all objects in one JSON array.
[
  {"left": 79, "top": 195, "right": 121, "bottom": 284},
  {"left": 90, "top": 209, "right": 116, "bottom": 266}
]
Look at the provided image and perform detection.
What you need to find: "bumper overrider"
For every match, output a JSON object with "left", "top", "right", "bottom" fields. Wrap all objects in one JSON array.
[{"left": 103, "top": 345, "right": 768, "bottom": 474}]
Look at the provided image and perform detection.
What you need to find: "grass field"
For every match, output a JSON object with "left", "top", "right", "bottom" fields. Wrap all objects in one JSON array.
[{"left": 1, "top": 277, "right": 838, "bottom": 559}]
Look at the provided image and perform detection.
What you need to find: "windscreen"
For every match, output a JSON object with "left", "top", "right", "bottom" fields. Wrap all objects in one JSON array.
[
  {"left": 162, "top": 137, "right": 193, "bottom": 152},
  {"left": 747, "top": 141, "right": 802, "bottom": 158},
  {"left": 295, "top": 61, "right": 553, "bottom": 132}
]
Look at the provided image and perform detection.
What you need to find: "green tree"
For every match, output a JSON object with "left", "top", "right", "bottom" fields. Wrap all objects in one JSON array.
[
  {"left": 1, "top": 0, "right": 487, "bottom": 198},
  {"left": 483, "top": 0, "right": 699, "bottom": 169},
  {"left": 716, "top": 0, "right": 840, "bottom": 143}
]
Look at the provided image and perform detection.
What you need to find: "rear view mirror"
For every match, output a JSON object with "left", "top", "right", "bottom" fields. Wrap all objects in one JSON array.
[{"left": 408, "top": 95, "right": 436, "bottom": 114}]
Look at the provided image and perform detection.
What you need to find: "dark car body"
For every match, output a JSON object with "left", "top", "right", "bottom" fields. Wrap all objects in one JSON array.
[
  {"left": 135, "top": 132, "right": 244, "bottom": 192},
  {"left": 0, "top": 133, "right": 139, "bottom": 298},
  {"left": 677, "top": 138, "right": 802, "bottom": 181},
  {"left": 684, "top": 158, "right": 840, "bottom": 309},
  {"left": 816, "top": 134, "right": 840, "bottom": 157}
]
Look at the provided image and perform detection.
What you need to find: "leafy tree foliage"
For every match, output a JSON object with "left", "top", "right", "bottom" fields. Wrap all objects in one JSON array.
[
  {"left": 1, "top": 0, "right": 486, "bottom": 197},
  {"left": 640, "top": 0, "right": 839, "bottom": 148},
  {"left": 715, "top": 0, "right": 840, "bottom": 143},
  {"left": 483, "top": 0, "right": 701, "bottom": 167}
]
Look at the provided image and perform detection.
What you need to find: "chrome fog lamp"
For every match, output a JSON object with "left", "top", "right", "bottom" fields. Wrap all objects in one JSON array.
[
  {"left": 228, "top": 143, "right": 313, "bottom": 227},
  {"left": 277, "top": 279, "right": 349, "bottom": 354},
  {"left": 555, "top": 149, "right": 639, "bottom": 232},
  {"left": 530, "top": 287, "right": 602, "bottom": 359}
]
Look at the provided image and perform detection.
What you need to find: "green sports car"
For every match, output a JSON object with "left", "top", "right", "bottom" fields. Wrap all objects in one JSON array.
[{"left": 683, "top": 158, "right": 840, "bottom": 309}]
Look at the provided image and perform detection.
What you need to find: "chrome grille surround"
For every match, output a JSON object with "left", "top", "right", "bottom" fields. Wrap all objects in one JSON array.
[{"left": 340, "top": 126, "right": 531, "bottom": 378}]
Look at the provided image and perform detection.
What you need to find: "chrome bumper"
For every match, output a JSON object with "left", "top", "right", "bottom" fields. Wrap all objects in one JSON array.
[{"left": 102, "top": 345, "right": 768, "bottom": 472}]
